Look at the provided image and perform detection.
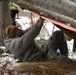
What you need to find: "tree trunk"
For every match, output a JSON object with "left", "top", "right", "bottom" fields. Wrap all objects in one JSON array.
[{"left": 0, "top": 0, "right": 11, "bottom": 45}]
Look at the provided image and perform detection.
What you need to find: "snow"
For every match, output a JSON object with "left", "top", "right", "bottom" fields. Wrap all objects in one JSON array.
[
  {"left": 44, "top": 21, "right": 60, "bottom": 35},
  {"left": 15, "top": 17, "right": 31, "bottom": 30}
]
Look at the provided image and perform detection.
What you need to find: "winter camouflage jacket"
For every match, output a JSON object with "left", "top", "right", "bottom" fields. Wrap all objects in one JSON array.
[{"left": 4, "top": 25, "right": 47, "bottom": 62}]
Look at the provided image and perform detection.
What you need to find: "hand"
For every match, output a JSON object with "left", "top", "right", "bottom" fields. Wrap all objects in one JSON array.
[
  {"left": 36, "top": 17, "right": 45, "bottom": 27},
  {"left": 39, "top": 17, "right": 45, "bottom": 22}
]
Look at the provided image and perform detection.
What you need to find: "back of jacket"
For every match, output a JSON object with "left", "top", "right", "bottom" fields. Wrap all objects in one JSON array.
[{"left": 4, "top": 25, "right": 44, "bottom": 62}]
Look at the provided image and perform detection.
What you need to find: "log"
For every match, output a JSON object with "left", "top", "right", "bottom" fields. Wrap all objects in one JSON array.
[
  {"left": 71, "top": 0, "right": 76, "bottom": 2},
  {"left": 10, "top": 0, "right": 76, "bottom": 28},
  {"left": 23, "top": 0, "right": 76, "bottom": 19},
  {"left": 11, "top": 0, "right": 76, "bottom": 19}
]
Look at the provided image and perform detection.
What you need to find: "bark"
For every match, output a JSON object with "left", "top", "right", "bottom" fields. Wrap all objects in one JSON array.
[
  {"left": 24, "top": 0, "right": 76, "bottom": 19},
  {"left": 10, "top": 0, "right": 76, "bottom": 28},
  {"left": 70, "top": 0, "right": 76, "bottom": 2},
  {"left": 0, "top": 0, "right": 11, "bottom": 45}
]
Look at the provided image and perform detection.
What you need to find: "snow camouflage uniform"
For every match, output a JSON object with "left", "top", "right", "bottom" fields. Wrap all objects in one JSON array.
[
  {"left": 4, "top": 24, "right": 68, "bottom": 62},
  {"left": 47, "top": 30, "right": 68, "bottom": 60}
]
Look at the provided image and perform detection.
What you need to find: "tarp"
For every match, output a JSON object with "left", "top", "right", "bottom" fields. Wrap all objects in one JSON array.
[
  {"left": 32, "top": 11, "right": 76, "bottom": 40},
  {"left": 42, "top": 16, "right": 76, "bottom": 40}
]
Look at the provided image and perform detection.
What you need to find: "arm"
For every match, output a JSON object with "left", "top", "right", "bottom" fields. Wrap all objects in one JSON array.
[
  {"left": 36, "top": 17, "right": 45, "bottom": 28},
  {"left": 7, "top": 17, "right": 45, "bottom": 56}
]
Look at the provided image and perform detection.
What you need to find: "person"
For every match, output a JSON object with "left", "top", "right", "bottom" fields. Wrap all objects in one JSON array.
[
  {"left": 47, "top": 30, "right": 68, "bottom": 60},
  {"left": 4, "top": 17, "right": 68, "bottom": 62}
]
